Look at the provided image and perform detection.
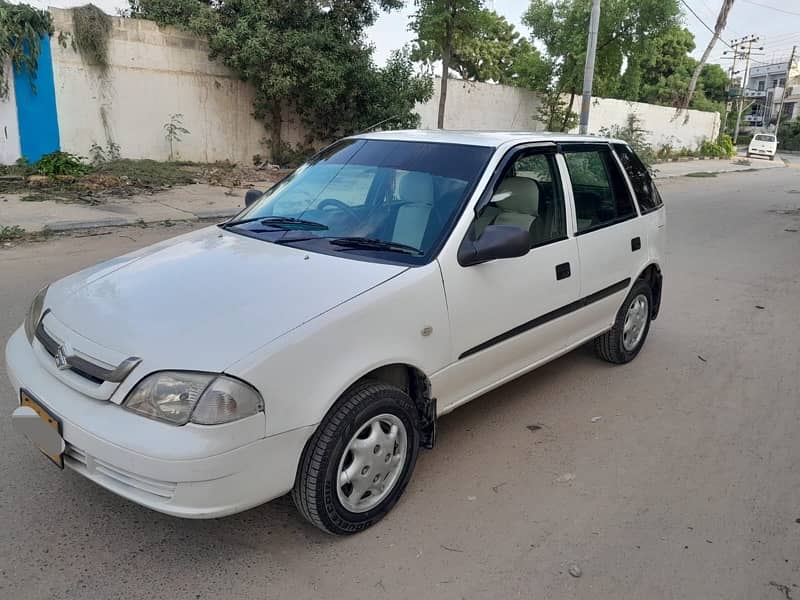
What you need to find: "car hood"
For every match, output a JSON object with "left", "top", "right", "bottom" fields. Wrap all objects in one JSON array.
[{"left": 46, "top": 227, "right": 407, "bottom": 371}]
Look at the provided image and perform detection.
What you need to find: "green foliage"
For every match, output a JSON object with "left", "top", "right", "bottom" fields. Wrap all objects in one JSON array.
[
  {"left": 131, "top": 0, "right": 423, "bottom": 163},
  {"left": 163, "top": 113, "right": 190, "bottom": 161},
  {"left": 599, "top": 113, "right": 655, "bottom": 166},
  {"left": 34, "top": 152, "right": 92, "bottom": 177},
  {"left": 72, "top": 4, "right": 112, "bottom": 70},
  {"left": 410, "top": 0, "right": 484, "bottom": 126},
  {"left": 536, "top": 87, "right": 577, "bottom": 132},
  {"left": 696, "top": 134, "right": 734, "bottom": 158},
  {"left": 0, "top": 224, "right": 26, "bottom": 242},
  {"left": 523, "top": 1, "right": 725, "bottom": 116},
  {"left": 410, "top": 0, "right": 484, "bottom": 69},
  {"left": 619, "top": 25, "right": 727, "bottom": 114},
  {"left": 524, "top": 0, "right": 681, "bottom": 100},
  {"left": 0, "top": 1, "right": 53, "bottom": 98},
  {"left": 778, "top": 118, "right": 800, "bottom": 151}
]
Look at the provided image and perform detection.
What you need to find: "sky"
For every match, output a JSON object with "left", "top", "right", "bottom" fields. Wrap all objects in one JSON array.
[{"left": 18, "top": 0, "right": 800, "bottom": 70}]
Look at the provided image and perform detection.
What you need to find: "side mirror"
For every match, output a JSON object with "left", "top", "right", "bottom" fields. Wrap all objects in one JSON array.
[
  {"left": 458, "top": 225, "right": 530, "bottom": 266},
  {"left": 244, "top": 189, "right": 263, "bottom": 207}
]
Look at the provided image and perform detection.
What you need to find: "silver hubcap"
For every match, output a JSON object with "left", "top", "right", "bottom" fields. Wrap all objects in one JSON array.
[
  {"left": 336, "top": 414, "right": 408, "bottom": 513},
  {"left": 623, "top": 293, "right": 649, "bottom": 351}
]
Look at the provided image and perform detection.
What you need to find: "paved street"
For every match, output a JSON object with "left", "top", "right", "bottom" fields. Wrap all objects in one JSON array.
[{"left": 1, "top": 166, "right": 800, "bottom": 599}]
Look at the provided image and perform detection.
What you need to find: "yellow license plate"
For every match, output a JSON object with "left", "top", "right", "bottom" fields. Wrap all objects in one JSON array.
[{"left": 19, "top": 390, "right": 64, "bottom": 469}]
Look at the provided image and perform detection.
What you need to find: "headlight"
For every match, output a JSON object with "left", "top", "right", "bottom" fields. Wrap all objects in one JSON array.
[
  {"left": 123, "top": 371, "right": 263, "bottom": 426},
  {"left": 24, "top": 285, "right": 49, "bottom": 343}
]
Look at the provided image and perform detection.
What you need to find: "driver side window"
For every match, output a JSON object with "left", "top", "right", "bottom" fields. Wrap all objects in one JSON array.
[{"left": 469, "top": 151, "right": 566, "bottom": 248}]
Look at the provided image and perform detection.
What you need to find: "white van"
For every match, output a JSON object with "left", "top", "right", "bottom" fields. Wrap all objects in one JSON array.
[
  {"left": 7, "top": 131, "right": 665, "bottom": 534},
  {"left": 748, "top": 133, "right": 778, "bottom": 160}
]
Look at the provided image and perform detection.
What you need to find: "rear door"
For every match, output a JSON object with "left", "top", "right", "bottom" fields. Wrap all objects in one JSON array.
[{"left": 561, "top": 143, "right": 644, "bottom": 334}]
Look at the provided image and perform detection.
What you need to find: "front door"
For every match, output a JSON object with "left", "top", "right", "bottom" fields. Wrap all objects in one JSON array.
[{"left": 434, "top": 146, "right": 581, "bottom": 412}]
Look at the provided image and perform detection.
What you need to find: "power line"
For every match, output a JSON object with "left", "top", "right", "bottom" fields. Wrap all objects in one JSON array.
[
  {"left": 740, "top": 0, "right": 800, "bottom": 17},
  {"left": 679, "top": 0, "right": 734, "bottom": 48}
]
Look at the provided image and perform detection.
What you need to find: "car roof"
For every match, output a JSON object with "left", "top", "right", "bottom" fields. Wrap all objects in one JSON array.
[{"left": 351, "top": 129, "right": 624, "bottom": 148}]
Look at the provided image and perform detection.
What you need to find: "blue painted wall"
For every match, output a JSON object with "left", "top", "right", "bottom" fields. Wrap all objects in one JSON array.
[{"left": 13, "top": 35, "right": 60, "bottom": 162}]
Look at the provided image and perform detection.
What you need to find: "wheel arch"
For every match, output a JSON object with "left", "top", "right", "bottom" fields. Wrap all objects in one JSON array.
[
  {"left": 636, "top": 262, "right": 663, "bottom": 319},
  {"left": 316, "top": 362, "right": 437, "bottom": 451}
]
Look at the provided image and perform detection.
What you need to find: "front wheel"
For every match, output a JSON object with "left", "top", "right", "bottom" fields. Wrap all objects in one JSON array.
[
  {"left": 292, "top": 380, "right": 421, "bottom": 534},
  {"left": 595, "top": 279, "right": 653, "bottom": 364}
]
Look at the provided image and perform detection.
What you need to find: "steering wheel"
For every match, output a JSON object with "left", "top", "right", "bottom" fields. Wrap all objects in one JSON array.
[{"left": 317, "top": 198, "right": 360, "bottom": 225}]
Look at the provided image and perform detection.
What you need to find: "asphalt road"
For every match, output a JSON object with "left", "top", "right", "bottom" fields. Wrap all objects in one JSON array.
[{"left": 2, "top": 165, "right": 800, "bottom": 599}]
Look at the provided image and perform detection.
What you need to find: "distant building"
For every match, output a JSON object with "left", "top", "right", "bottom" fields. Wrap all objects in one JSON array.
[{"left": 742, "top": 59, "right": 800, "bottom": 128}]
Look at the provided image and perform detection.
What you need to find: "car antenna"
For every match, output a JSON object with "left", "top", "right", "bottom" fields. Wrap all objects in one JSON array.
[{"left": 358, "top": 115, "right": 401, "bottom": 134}]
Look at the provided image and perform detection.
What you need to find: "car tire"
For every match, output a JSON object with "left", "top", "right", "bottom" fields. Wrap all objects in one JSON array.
[
  {"left": 594, "top": 279, "right": 653, "bottom": 364},
  {"left": 292, "top": 379, "right": 421, "bottom": 535}
]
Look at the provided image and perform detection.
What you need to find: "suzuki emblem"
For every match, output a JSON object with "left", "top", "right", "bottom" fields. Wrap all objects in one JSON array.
[{"left": 54, "top": 345, "right": 70, "bottom": 370}]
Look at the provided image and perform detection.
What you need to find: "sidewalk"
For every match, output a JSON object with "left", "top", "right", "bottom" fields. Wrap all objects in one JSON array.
[
  {"left": 1, "top": 183, "right": 253, "bottom": 234},
  {"left": 653, "top": 154, "right": 785, "bottom": 179}
]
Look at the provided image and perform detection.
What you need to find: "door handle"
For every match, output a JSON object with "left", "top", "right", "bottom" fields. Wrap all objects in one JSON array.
[
  {"left": 555, "top": 262, "right": 571, "bottom": 280},
  {"left": 631, "top": 237, "right": 641, "bottom": 251}
]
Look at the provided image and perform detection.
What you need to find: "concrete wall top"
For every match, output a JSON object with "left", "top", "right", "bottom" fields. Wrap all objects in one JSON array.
[
  {"left": 416, "top": 77, "right": 719, "bottom": 151},
  {"left": 49, "top": 8, "right": 230, "bottom": 77}
]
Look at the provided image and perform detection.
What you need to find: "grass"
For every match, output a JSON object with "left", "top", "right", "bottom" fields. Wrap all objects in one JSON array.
[
  {"left": 93, "top": 159, "right": 196, "bottom": 187},
  {"left": 0, "top": 225, "right": 26, "bottom": 242},
  {"left": 686, "top": 171, "right": 718, "bottom": 178},
  {"left": 733, "top": 158, "right": 751, "bottom": 166}
]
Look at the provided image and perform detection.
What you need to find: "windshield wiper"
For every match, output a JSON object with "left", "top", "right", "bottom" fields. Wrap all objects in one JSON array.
[
  {"left": 219, "top": 216, "right": 264, "bottom": 228},
  {"left": 328, "top": 237, "right": 423, "bottom": 255},
  {"left": 220, "top": 216, "right": 328, "bottom": 231}
]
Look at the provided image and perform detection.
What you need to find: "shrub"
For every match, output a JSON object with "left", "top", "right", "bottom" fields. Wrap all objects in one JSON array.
[
  {"left": 599, "top": 113, "right": 655, "bottom": 166},
  {"left": 34, "top": 152, "right": 92, "bottom": 177}
]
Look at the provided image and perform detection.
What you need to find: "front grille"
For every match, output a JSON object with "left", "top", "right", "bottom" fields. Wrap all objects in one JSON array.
[
  {"left": 65, "top": 444, "right": 177, "bottom": 500},
  {"left": 34, "top": 312, "right": 141, "bottom": 386}
]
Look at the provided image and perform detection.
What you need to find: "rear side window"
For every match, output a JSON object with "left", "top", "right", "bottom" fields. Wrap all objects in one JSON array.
[
  {"left": 613, "top": 143, "right": 663, "bottom": 214},
  {"left": 563, "top": 147, "right": 636, "bottom": 233}
]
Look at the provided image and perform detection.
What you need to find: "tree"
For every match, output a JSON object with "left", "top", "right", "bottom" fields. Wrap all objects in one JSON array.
[
  {"left": 410, "top": 0, "right": 483, "bottom": 128},
  {"left": 129, "top": 0, "right": 430, "bottom": 162},
  {"left": 524, "top": 0, "right": 682, "bottom": 114},
  {"left": 448, "top": 9, "right": 547, "bottom": 87},
  {"left": 682, "top": 0, "right": 734, "bottom": 110}
]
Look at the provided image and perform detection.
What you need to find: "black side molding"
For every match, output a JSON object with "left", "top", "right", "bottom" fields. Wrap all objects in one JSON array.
[{"left": 459, "top": 278, "right": 631, "bottom": 359}]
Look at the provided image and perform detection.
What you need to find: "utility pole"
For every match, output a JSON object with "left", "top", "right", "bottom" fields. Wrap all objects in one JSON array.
[
  {"left": 578, "top": 0, "right": 601, "bottom": 135},
  {"left": 733, "top": 36, "right": 761, "bottom": 144},
  {"left": 774, "top": 45, "right": 797, "bottom": 132},
  {"left": 721, "top": 39, "right": 740, "bottom": 137}
]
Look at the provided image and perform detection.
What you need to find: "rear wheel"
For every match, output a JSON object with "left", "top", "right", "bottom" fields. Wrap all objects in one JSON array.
[
  {"left": 292, "top": 380, "right": 421, "bottom": 534},
  {"left": 595, "top": 279, "right": 653, "bottom": 364}
]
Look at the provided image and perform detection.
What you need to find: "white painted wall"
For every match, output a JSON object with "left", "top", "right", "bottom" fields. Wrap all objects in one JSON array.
[
  {"left": 417, "top": 77, "right": 720, "bottom": 150},
  {"left": 0, "top": 59, "right": 22, "bottom": 165},
  {"left": 566, "top": 97, "right": 721, "bottom": 150},
  {"left": 416, "top": 78, "right": 544, "bottom": 131},
  {"left": 49, "top": 9, "right": 304, "bottom": 163}
]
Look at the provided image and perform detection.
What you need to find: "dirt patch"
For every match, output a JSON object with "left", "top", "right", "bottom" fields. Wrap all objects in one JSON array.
[{"left": 0, "top": 160, "right": 289, "bottom": 205}]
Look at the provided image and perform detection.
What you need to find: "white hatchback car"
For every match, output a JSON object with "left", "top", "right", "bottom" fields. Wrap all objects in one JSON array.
[
  {"left": 7, "top": 131, "right": 665, "bottom": 534},
  {"left": 747, "top": 133, "right": 778, "bottom": 160}
]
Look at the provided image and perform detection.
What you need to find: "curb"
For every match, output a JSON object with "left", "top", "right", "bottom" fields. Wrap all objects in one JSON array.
[{"left": 41, "top": 209, "right": 239, "bottom": 233}]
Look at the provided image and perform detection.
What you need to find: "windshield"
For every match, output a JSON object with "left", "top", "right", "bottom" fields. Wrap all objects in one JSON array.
[
  {"left": 754, "top": 134, "right": 776, "bottom": 142},
  {"left": 227, "top": 139, "right": 493, "bottom": 264}
]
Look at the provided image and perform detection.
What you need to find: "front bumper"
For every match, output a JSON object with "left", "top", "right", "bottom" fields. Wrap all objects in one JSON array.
[{"left": 5, "top": 327, "right": 314, "bottom": 518}]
